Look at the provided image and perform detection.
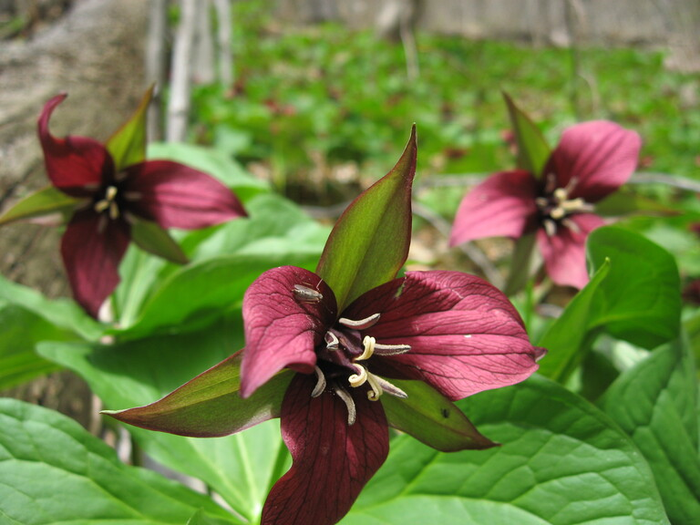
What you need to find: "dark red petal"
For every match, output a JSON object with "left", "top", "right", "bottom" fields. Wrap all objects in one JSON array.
[
  {"left": 240, "top": 267, "right": 337, "bottom": 398},
  {"left": 38, "top": 94, "right": 114, "bottom": 197},
  {"left": 546, "top": 121, "right": 641, "bottom": 202},
  {"left": 123, "top": 160, "right": 246, "bottom": 229},
  {"left": 343, "top": 271, "right": 541, "bottom": 401},
  {"left": 61, "top": 209, "right": 131, "bottom": 317},
  {"left": 537, "top": 212, "right": 605, "bottom": 289},
  {"left": 449, "top": 170, "right": 538, "bottom": 246},
  {"left": 261, "top": 374, "right": 389, "bottom": 525}
]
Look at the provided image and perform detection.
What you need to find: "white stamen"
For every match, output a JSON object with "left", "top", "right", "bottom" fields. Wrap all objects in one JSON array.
[
  {"left": 550, "top": 207, "right": 565, "bottom": 220},
  {"left": 372, "top": 342, "right": 411, "bottom": 356},
  {"left": 348, "top": 364, "right": 368, "bottom": 387},
  {"left": 338, "top": 313, "right": 381, "bottom": 330},
  {"left": 561, "top": 218, "right": 581, "bottom": 234},
  {"left": 334, "top": 387, "right": 356, "bottom": 425},
  {"left": 543, "top": 218, "right": 557, "bottom": 237},
  {"left": 553, "top": 187, "right": 568, "bottom": 202},
  {"left": 311, "top": 366, "right": 326, "bottom": 397},
  {"left": 324, "top": 331, "right": 339, "bottom": 350},
  {"left": 356, "top": 336, "right": 375, "bottom": 361},
  {"left": 365, "top": 373, "right": 383, "bottom": 401},
  {"left": 371, "top": 375, "right": 408, "bottom": 399}
]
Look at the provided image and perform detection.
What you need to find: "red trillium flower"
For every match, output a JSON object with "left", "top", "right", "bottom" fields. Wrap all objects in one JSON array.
[
  {"left": 241, "top": 265, "right": 544, "bottom": 525},
  {"left": 104, "top": 127, "right": 543, "bottom": 525},
  {"left": 450, "top": 121, "right": 641, "bottom": 288},
  {"left": 38, "top": 93, "right": 246, "bottom": 316}
]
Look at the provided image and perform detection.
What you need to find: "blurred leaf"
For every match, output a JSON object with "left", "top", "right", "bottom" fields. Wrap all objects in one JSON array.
[
  {"left": 600, "top": 338, "right": 700, "bottom": 525},
  {"left": 503, "top": 92, "right": 550, "bottom": 176},
  {"left": 0, "top": 273, "right": 103, "bottom": 341},
  {"left": 595, "top": 188, "right": 679, "bottom": 217},
  {"left": 0, "top": 302, "right": 69, "bottom": 389},
  {"left": 316, "top": 126, "right": 417, "bottom": 311},
  {"left": 0, "top": 186, "right": 78, "bottom": 226},
  {"left": 343, "top": 375, "right": 669, "bottom": 525},
  {"left": 0, "top": 398, "right": 240, "bottom": 524}
]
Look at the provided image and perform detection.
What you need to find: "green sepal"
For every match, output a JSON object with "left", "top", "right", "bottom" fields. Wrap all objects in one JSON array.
[
  {"left": 381, "top": 379, "right": 497, "bottom": 452},
  {"left": 316, "top": 125, "right": 417, "bottom": 311},
  {"left": 106, "top": 85, "right": 154, "bottom": 172},
  {"left": 503, "top": 92, "right": 551, "bottom": 176},
  {"left": 103, "top": 352, "right": 293, "bottom": 437},
  {"left": 130, "top": 216, "right": 189, "bottom": 265},
  {"left": 503, "top": 231, "right": 538, "bottom": 296},
  {"left": 0, "top": 185, "right": 79, "bottom": 226}
]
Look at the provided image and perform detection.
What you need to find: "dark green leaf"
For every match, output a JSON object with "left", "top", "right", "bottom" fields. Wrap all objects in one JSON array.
[
  {"left": 381, "top": 379, "right": 496, "bottom": 452},
  {"left": 586, "top": 226, "right": 681, "bottom": 348},
  {"left": 0, "top": 302, "right": 69, "bottom": 389},
  {"left": 600, "top": 338, "right": 700, "bottom": 525},
  {"left": 537, "top": 226, "right": 681, "bottom": 383},
  {"left": 0, "top": 398, "right": 241, "bottom": 524},
  {"left": 106, "top": 86, "right": 152, "bottom": 171},
  {"left": 503, "top": 93, "right": 551, "bottom": 176},
  {"left": 316, "top": 125, "right": 417, "bottom": 311},
  {"left": 0, "top": 185, "right": 78, "bottom": 226},
  {"left": 130, "top": 217, "right": 189, "bottom": 265},
  {"left": 38, "top": 317, "right": 288, "bottom": 523},
  {"left": 537, "top": 258, "right": 610, "bottom": 381},
  {"left": 343, "top": 375, "right": 670, "bottom": 525}
]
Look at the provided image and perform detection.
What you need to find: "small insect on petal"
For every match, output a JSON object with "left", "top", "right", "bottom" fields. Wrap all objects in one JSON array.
[{"left": 292, "top": 283, "right": 323, "bottom": 303}]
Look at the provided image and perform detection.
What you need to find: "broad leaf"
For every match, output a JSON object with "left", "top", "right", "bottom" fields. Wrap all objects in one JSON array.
[
  {"left": 106, "top": 85, "right": 152, "bottom": 171},
  {"left": 316, "top": 125, "right": 417, "bottom": 311},
  {"left": 0, "top": 302, "right": 70, "bottom": 389},
  {"left": 38, "top": 317, "right": 289, "bottom": 523},
  {"left": 0, "top": 273, "right": 103, "bottom": 341},
  {"left": 536, "top": 258, "right": 610, "bottom": 381},
  {"left": 585, "top": 226, "right": 681, "bottom": 348},
  {"left": 538, "top": 226, "right": 681, "bottom": 383},
  {"left": 0, "top": 398, "right": 240, "bottom": 524},
  {"left": 343, "top": 375, "right": 670, "bottom": 525},
  {"left": 0, "top": 185, "right": 78, "bottom": 226},
  {"left": 600, "top": 339, "right": 700, "bottom": 525},
  {"left": 503, "top": 93, "right": 550, "bottom": 176}
]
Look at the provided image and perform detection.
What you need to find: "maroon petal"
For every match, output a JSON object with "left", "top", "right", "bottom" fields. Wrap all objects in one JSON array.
[
  {"left": 546, "top": 121, "right": 641, "bottom": 202},
  {"left": 38, "top": 94, "right": 114, "bottom": 197},
  {"left": 61, "top": 209, "right": 131, "bottom": 317},
  {"left": 261, "top": 374, "right": 389, "bottom": 525},
  {"left": 240, "top": 267, "right": 337, "bottom": 398},
  {"left": 343, "top": 271, "right": 543, "bottom": 401},
  {"left": 123, "top": 160, "right": 246, "bottom": 229},
  {"left": 537, "top": 212, "right": 605, "bottom": 289},
  {"left": 450, "top": 170, "right": 539, "bottom": 246}
]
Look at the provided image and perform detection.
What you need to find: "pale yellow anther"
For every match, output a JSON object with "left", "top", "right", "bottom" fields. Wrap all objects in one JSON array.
[
  {"left": 348, "top": 364, "right": 368, "bottom": 387},
  {"left": 357, "top": 336, "right": 375, "bottom": 361},
  {"left": 94, "top": 185, "right": 120, "bottom": 218},
  {"left": 105, "top": 185, "right": 118, "bottom": 201},
  {"left": 365, "top": 373, "right": 383, "bottom": 401},
  {"left": 553, "top": 187, "right": 568, "bottom": 202},
  {"left": 549, "top": 207, "right": 565, "bottom": 220}
]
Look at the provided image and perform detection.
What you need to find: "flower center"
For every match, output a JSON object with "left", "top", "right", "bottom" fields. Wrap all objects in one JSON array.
[
  {"left": 535, "top": 174, "right": 594, "bottom": 236},
  {"left": 309, "top": 309, "right": 410, "bottom": 425},
  {"left": 94, "top": 185, "right": 121, "bottom": 220}
]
